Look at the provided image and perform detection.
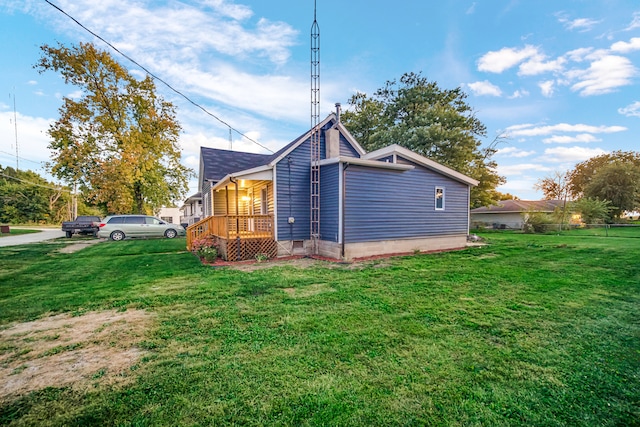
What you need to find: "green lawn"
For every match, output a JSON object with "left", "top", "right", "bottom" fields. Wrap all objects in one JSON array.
[{"left": 0, "top": 233, "right": 638, "bottom": 426}]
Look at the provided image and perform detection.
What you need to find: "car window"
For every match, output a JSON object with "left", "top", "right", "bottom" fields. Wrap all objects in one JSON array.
[
  {"left": 146, "top": 217, "right": 163, "bottom": 225},
  {"left": 124, "top": 216, "right": 145, "bottom": 224},
  {"left": 108, "top": 216, "right": 124, "bottom": 224}
]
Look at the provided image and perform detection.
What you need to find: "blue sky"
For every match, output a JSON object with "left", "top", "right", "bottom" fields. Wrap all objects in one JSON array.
[{"left": 1, "top": 0, "right": 639, "bottom": 200}]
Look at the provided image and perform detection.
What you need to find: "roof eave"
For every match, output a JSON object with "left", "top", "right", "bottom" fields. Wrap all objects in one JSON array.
[
  {"left": 320, "top": 156, "right": 414, "bottom": 171},
  {"left": 211, "top": 164, "right": 273, "bottom": 192},
  {"left": 363, "top": 144, "right": 479, "bottom": 186}
]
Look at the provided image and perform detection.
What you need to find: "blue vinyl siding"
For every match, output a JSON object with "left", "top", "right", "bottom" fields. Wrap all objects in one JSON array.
[
  {"left": 275, "top": 140, "right": 312, "bottom": 240},
  {"left": 320, "top": 163, "right": 339, "bottom": 242},
  {"left": 339, "top": 134, "right": 360, "bottom": 157},
  {"left": 344, "top": 163, "right": 469, "bottom": 243},
  {"left": 274, "top": 126, "right": 360, "bottom": 241}
]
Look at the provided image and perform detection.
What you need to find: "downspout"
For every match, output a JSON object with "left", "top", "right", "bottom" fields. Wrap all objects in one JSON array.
[
  {"left": 287, "top": 157, "right": 293, "bottom": 240},
  {"left": 341, "top": 162, "right": 350, "bottom": 260},
  {"left": 230, "top": 177, "right": 241, "bottom": 261}
]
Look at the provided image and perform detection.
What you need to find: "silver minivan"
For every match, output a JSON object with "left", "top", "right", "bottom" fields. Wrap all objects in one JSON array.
[{"left": 97, "top": 215, "right": 186, "bottom": 241}]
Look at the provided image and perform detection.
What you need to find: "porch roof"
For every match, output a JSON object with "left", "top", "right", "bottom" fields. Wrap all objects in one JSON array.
[{"left": 210, "top": 164, "right": 273, "bottom": 192}]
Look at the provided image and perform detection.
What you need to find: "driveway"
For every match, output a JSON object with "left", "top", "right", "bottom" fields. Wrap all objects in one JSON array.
[{"left": 0, "top": 227, "right": 66, "bottom": 247}]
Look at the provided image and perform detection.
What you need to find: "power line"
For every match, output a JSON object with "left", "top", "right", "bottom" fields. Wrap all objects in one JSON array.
[
  {"left": 0, "top": 150, "right": 45, "bottom": 166},
  {"left": 44, "top": 0, "right": 274, "bottom": 154},
  {"left": 0, "top": 172, "right": 69, "bottom": 192}
]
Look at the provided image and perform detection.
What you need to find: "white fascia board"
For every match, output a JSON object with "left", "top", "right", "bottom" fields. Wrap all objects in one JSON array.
[
  {"left": 211, "top": 165, "right": 273, "bottom": 192},
  {"left": 363, "top": 144, "right": 479, "bottom": 186},
  {"left": 319, "top": 156, "right": 414, "bottom": 171}
]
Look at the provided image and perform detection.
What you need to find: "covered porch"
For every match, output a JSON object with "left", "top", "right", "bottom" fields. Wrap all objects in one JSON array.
[
  {"left": 187, "top": 214, "right": 276, "bottom": 261},
  {"left": 187, "top": 173, "right": 277, "bottom": 261}
]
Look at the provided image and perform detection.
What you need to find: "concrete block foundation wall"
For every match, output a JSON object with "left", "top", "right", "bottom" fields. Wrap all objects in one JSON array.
[{"left": 276, "top": 235, "right": 467, "bottom": 261}]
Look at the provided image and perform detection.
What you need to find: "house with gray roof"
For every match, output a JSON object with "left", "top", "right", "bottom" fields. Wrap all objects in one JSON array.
[
  {"left": 470, "top": 199, "right": 567, "bottom": 229},
  {"left": 189, "top": 111, "right": 479, "bottom": 261}
]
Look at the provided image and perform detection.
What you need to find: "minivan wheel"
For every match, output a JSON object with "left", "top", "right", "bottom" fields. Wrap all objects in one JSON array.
[
  {"left": 110, "top": 230, "right": 125, "bottom": 241},
  {"left": 65, "top": 231, "right": 73, "bottom": 238},
  {"left": 165, "top": 229, "right": 177, "bottom": 239}
]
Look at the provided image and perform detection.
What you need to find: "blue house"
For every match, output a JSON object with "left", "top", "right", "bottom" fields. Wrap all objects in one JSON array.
[{"left": 188, "top": 110, "right": 478, "bottom": 261}]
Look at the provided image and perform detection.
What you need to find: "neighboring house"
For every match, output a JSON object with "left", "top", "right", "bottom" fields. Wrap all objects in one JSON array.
[
  {"left": 470, "top": 199, "right": 571, "bottom": 229},
  {"left": 157, "top": 207, "right": 181, "bottom": 224},
  {"left": 623, "top": 211, "right": 640, "bottom": 221},
  {"left": 180, "top": 192, "right": 203, "bottom": 227},
  {"left": 189, "top": 111, "right": 479, "bottom": 261}
]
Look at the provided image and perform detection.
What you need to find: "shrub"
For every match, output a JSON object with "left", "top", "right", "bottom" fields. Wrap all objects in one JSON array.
[
  {"left": 523, "top": 212, "right": 554, "bottom": 233},
  {"left": 191, "top": 237, "right": 219, "bottom": 262},
  {"left": 255, "top": 253, "right": 269, "bottom": 262}
]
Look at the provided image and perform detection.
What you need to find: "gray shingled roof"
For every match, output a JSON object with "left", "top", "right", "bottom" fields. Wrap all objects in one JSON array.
[
  {"left": 471, "top": 199, "right": 566, "bottom": 213},
  {"left": 200, "top": 147, "right": 271, "bottom": 183},
  {"left": 200, "top": 118, "right": 330, "bottom": 183}
]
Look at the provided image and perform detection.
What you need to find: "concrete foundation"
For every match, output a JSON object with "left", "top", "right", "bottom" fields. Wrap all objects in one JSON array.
[{"left": 276, "top": 235, "right": 467, "bottom": 261}]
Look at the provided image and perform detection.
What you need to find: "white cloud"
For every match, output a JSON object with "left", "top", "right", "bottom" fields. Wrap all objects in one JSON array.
[
  {"left": 625, "top": 12, "right": 640, "bottom": 31},
  {"left": 618, "top": 101, "right": 640, "bottom": 118},
  {"left": 498, "top": 178, "right": 540, "bottom": 198},
  {"left": 497, "top": 163, "right": 553, "bottom": 176},
  {"left": 538, "top": 80, "right": 555, "bottom": 97},
  {"left": 467, "top": 80, "right": 502, "bottom": 96},
  {"left": 508, "top": 89, "right": 529, "bottom": 99},
  {"left": 610, "top": 37, "right": 640, "bottom": 53},
  {"left": 505, "top": 123, "right": 626, "bottom": 137},
  {"left": 542, "top": 134, "right": 600, "bottom": 144},
  {"left": 542, "top": 146, "right": 607, "bottom": 162},
  {"left": 561, "top": 17, "right": 601, "bottom": 32},
  {"left": 496, "top": 147, "right": 535, "bottom": 158},
  {"left": 569, "top": 55, "right": 638, "bottom": 96},
  {"left": 477, "top": 45, "right": 539, "bottom": 73},
  {"left": 565, "top": 47, "right": 594, "bottom": 62},
  {"left": 35, "top": 0, "right": 326, "bottom": 129},
  {"left": 519, "top": 56, "right": 566, "bottom": 76},
  {"left": 0, "top": 111, "right": 53, "bottom": 171},
  {"left": 202, "top": 0, "right": 254, "bottom": 20}
]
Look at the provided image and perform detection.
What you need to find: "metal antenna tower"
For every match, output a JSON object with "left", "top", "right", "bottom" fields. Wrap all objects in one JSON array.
[{"left": 310, "top": 0, "right": 320, "bottom": 254}]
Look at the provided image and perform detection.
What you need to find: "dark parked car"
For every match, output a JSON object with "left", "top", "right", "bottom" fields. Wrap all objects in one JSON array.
[
  {"left": 97, "top": 215, "right": 186, "bottom": 241},
  {"left": 61, "top": 216, "right": 101, "bottom": 238}
]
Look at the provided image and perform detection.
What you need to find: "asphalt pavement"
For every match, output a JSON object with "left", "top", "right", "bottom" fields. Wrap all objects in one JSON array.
[{"left": 0, "top": 227, "right": 67, "bottom": 247}]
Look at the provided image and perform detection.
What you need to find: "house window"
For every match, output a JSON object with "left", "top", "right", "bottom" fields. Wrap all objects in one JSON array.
[{"left": 435, "top": 187, "right": 445, "bottom": 210}]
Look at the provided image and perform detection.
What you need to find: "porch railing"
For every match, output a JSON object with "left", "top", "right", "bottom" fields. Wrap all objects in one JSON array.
[{"left": 187, "top": 214, "right": 273, "bottom": 250}]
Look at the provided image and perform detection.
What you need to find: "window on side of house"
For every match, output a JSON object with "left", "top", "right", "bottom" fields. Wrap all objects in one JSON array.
[{"left": 435, "top": 187, "right": 445, "bottom": 210}]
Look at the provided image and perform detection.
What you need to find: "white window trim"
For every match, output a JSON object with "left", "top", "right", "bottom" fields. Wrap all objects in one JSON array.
[{"left": 435, "top": 186, "right": 445, "bottom": 210}]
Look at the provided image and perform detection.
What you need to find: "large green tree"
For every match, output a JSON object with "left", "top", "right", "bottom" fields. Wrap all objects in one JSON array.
[
  {"left": 567, "top": 151, "right": 640, "bottom": 216},
  {"left": 583, "top": 161, "right": 640, "bottom": 217},
  {"left": 0, "top": 165, "right": 74, "bottom": 224},
  {"left": 341, "top": 72, "right": 505, "bottom": 208},
  {"left": 36, "top": 42, "right": 191, "bottom": 214}
]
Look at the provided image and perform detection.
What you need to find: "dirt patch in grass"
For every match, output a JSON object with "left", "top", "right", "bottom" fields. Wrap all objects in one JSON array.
[
  {"left": 0, "top": 309, "right": 153, "bottom": 401},
  {"left": 57, "top": 239, "right": 101, "bottom": 254}
]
